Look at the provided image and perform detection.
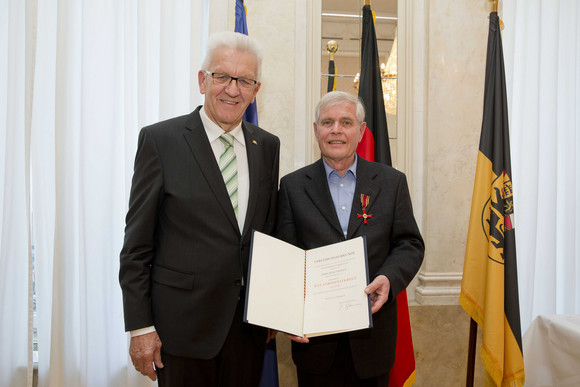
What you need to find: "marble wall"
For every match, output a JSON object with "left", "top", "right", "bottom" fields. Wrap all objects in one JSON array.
[
  {"left": 229, "top": 0, "right": 301, "bottom": 178},
  {"left": 414, "top": 0, "right": 489, "bottom": 304},
  {"left": 425, "top": 0, "right": 488, "bottom": 271}
]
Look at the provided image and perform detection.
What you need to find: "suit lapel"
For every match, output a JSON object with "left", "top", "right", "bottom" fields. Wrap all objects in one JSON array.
[
  {"left": 347, "top": 159, "right": 380, "bottom": 238},
  {"left": 183, "top": 108, "right": 240, "bottom": 233},
  {"left": 304, "top": 160, "right": 344, "bottom": 237},
  {"left": 241, "top": 122, "right": 259, "bottom": 238}
]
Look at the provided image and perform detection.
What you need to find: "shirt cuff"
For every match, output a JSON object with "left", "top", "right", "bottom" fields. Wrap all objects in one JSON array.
[{"left": 130, "top": 326, "right": 156, "bottom": 337}]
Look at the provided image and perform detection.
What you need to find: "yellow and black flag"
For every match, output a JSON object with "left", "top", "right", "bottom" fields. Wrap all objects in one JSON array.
[
  {"left": 459, "top": 11, "right": 525, "bottom": 387},
  {"left": 327, "top": 58, "right": 336, "bottom": 92}
]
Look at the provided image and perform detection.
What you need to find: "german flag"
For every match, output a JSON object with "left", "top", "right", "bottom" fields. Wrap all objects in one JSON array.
[
  {"left": 357, "top": 4, "right": 391, "bottom": 165},
  {"left": 356, "top": 4, "right": 415, "bottom": 387},
  {"left": 459, "top": 11, "right": 525, "bottom": 387}
]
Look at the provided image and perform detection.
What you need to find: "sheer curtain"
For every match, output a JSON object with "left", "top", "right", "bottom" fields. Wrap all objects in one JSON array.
[
  {"left": 0, "top": 1, "right": 31, "bottom": 386},
  {"left": 0, "top": 0, "right": 222, "bottom": 385},
  {"left": 502, "top": 1, "right": 580, "bottom": 334}
]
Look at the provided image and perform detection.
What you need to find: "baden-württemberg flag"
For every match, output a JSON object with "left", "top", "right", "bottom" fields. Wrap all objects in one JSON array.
[
  {"left": 327, "top": 54, "right": 336, "bottom": 92},
  {"left": 459, "top": 12, "right": 525, "bottom": 387}
]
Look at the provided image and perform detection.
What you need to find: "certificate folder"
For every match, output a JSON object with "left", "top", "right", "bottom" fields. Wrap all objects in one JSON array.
[{"left": 244, "top": 231, "right": 372, "bottom": 338}]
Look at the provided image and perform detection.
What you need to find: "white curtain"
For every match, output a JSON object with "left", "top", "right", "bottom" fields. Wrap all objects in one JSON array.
[
  {"left": 0, "top": 0, "right": 226, "bottom": 385},
  {"left": 502, "top": 1, "right": 580, "bottom": 334},
  {"left": 0, "top": 0, "right": 31, "bottom": 386}
]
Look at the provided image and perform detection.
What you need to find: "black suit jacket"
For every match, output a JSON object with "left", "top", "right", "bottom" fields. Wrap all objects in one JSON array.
[
  {"left": 119, "top": 107, "right": 280, "bottom": 359},
  {"left": 275, "top": 157, "right": 424, "bottom": 378}
]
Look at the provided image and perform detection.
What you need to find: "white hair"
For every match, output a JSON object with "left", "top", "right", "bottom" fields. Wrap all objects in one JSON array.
[
  {"left": 315, "top": 91, "right": 366, "bottom": 124},
  {"left": 201, "top": 31, "right": 263, "bottom": 81}
]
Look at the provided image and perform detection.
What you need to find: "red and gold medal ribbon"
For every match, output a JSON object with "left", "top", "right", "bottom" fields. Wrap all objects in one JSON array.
[{"left": 358, "top": 194, "right": 373, "bottom": 224}]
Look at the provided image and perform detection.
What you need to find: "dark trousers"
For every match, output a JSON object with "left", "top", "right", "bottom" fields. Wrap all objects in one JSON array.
[
  {"left": 157, "top": 300, "right": 266, "bottom": 387},
  {"left": 297, "top": 335, "right": 389, "bottom": 387}
]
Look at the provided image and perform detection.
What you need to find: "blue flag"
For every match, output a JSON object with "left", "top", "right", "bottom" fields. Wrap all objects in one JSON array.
[
  {"left": 235, "top": 2, "right": 278, "bottom": 386},
  {"left": 235, "top": 0, "right": 259, "bottom": 126}
]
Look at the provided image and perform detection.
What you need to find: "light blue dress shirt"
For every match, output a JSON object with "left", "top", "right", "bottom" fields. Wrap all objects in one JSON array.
[{"left": 323, "top": 156, "right": 358, "bottom": 238}]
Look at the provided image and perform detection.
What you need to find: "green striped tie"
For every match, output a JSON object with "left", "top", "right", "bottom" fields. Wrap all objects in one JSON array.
[{"left": 219, "top": 133, "right": 238, "bottom": 217}]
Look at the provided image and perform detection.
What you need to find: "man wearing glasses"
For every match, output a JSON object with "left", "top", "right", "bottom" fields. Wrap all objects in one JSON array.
[{"left": 119, "top": 31, "right": 280, "bottom": 386}]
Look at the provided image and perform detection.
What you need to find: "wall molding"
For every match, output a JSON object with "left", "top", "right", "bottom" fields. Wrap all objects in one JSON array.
[
  {"left": 296, "top": 0, "right": 321, "bottom": 169},
  {"left": 415, "top": 272, "right": 462, "bottom": 305}
]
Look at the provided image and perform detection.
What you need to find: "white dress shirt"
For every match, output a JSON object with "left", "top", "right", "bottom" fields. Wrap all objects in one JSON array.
[{"left": 200, "top": 107, "right": 249, "bottom": 232}]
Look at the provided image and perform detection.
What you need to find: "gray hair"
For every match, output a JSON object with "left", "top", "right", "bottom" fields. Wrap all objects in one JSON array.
[
  {"left": 201, "top": 31, "right": 263, "bottom": 81},
  {"left": 314, "top": 91, "right": 366, "bottom": 124}
]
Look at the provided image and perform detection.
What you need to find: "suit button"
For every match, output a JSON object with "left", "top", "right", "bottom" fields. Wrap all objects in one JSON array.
[{"left": 235, "top": 280, "right": 242, "bottom": 286}]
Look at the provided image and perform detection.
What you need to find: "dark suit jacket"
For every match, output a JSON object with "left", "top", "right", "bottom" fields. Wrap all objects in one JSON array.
[
  {"left": 275, "top": 157, "right": 424, "bottom": 378},
  {"left": 119, "top": 106, "right": 280, "bottom": 359}
]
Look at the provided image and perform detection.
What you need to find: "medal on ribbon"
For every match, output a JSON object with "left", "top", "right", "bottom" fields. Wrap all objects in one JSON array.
[{"left": 357, "top": 194, "right": 373, "bottom": 224}]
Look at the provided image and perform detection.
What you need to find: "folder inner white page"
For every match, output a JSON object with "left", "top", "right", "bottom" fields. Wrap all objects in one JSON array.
[
  {"left": 245, "top": 231, "right": 306, "bottom": 336},
  {"left": 303, "top": 237, "right": 370, "bottom": 336}
]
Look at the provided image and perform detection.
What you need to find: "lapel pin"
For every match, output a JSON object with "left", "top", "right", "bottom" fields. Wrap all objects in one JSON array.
[{"left": 252, "top": 140, "right": 258, "bottom": 145}]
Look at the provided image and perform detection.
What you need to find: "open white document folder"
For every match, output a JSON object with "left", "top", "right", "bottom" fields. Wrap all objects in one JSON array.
[{"left": 244, "top": 231, "right": 372, "bottom": 338}]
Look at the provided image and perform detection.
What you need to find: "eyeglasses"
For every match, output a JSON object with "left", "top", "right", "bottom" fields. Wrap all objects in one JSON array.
[{"left": 204, "top": 71, "right": 258, "bottom": 90}]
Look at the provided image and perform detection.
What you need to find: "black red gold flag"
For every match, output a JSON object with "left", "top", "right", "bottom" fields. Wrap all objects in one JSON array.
[
  {"left": 356, "top": 5, "right": 415, "bottom": 387},
  {"left": 357, "top": 5, "right": 391, "bottom": 165},
  {"left": 459, "top": 11, "right": 525, "bottom": 387}
]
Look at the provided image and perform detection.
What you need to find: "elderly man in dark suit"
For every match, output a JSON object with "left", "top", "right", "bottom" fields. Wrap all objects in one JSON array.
[
  {"left": 119, "top": 31, "right": 279, "bottom": 386},
  {"left": 276, "top": 91, "right": 424, "bottom": 386}
]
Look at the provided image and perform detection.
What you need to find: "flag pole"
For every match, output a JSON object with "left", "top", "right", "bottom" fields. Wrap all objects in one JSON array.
[
  {"left": 465, "top": 4, "right": 501, "bottom": 387},
  {"left": 466, "top": 319, "right": 477, "bottom": 387},
  {"left": 489, "top": 0, "right": 506, "bottom": 31},
  {"left": 327, "top": 40, "right": 338, "bottom": 61},
  {"left": 364, "top": 0, "right": 370, "bottom": 6},
  {"left": 326, "top": 41, "right": 338, "bottom": 93}
]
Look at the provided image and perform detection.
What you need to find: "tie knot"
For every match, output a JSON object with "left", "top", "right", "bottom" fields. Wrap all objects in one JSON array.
[{"left": 219, "top": 133, "right": 235, "bottom": 148}]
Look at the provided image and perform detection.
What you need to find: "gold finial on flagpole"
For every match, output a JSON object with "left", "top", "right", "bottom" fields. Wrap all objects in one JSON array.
[
  {"left": 364, "top": 0, "right": 371, "bottom": 7},
  {"left": 489, "top": 0, "right": 504, "bottom": 29},
  {"left": 326, "top": 40, "right": 338, "bottom": 61}
]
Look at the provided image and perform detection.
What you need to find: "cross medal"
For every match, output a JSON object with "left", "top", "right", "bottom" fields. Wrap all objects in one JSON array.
[{"left": 357, "top": 194, "right": 373, "bottom": 224}]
